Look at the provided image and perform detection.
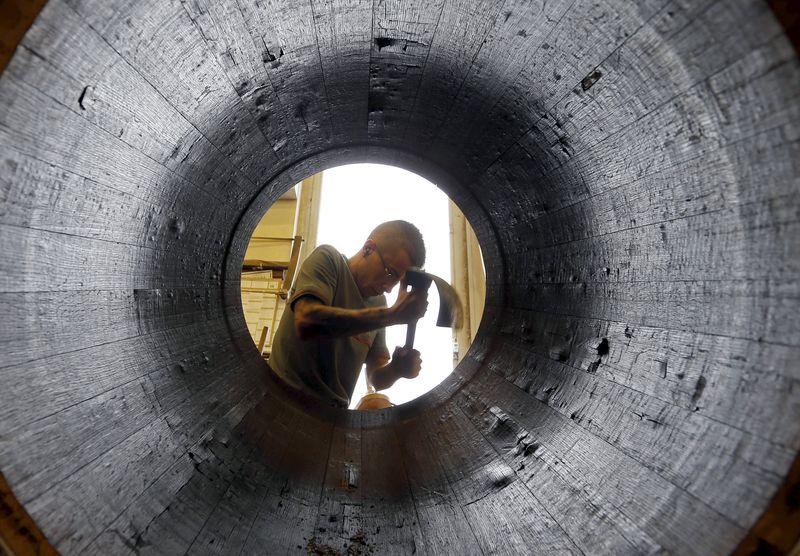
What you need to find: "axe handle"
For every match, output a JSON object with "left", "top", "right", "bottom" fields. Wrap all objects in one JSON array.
[{"left": 405, "top": 319, "right": 418, "bottom": 349}]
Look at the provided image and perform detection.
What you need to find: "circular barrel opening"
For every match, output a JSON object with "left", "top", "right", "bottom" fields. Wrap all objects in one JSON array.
[{"left": 240, "top": 163, "right": 486, "bottom": 408}]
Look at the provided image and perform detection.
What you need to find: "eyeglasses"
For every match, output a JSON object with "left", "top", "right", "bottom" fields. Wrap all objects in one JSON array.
[{"left": 372, "top": 244, "right": 400, "bottom": 281}]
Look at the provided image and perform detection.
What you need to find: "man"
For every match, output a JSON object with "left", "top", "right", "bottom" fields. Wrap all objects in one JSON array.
[{"left": 268, "top": 220, "right": 429, "bottom": 408}]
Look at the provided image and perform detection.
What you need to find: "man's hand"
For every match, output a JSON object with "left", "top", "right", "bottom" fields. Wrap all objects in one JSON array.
[
  {"left": 389, "top": 346, "right": 422, "bottom": 379},
  {"left": 389, "top": 279, "right": 428, "bottom": 325},
  {"left": 367, "top": 346, "right": 422, "bottom": 390}
]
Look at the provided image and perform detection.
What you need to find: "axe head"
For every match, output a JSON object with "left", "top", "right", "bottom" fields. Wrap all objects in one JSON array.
[
  {"left": 405, "top": 268, "right": 463, "bottom": 330},
  {"left": 404, "top": 268, "right": 433, "bottom": 293},
  {"left": 430, "top": 275, "right": 463, "bottom": 329}
]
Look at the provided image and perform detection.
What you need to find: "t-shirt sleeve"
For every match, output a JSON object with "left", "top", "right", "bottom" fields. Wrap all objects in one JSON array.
[{"left": 288, "top": 245, "right": 339, "bottom": 309}]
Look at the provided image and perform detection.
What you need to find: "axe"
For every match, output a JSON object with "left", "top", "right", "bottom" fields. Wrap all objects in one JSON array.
[
  {"left": 403, "top": 268, "right": 463, "bottom": 349},
  {"left": 356, "top": 270, "right": 463, "bottom": 412}
]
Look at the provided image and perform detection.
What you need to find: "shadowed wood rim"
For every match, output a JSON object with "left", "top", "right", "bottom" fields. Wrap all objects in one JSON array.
[
  {"left": 0, "top": 0, "right": 47, "bottom": 75},
  {"left": 0, "top": 472, "right": 56, "bottom": 556},
  {"left": 767, "top": 0, "right": 800, "bottom": 54},
  {"left": 732, "top": 451, "right": 800, "bottom": 555}
]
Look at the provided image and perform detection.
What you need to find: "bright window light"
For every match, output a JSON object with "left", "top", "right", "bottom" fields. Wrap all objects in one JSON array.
[{"left": 315, "top": 163, "right": 453, "bottom": 407}]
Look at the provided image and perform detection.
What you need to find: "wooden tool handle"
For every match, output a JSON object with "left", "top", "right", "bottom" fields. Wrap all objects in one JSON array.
[{"left": 405, "top": 320, "right": 418, "bottom": 349}]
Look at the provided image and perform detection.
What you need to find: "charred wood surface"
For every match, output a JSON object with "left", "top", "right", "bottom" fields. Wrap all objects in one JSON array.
[{"left": 1, "top": 0, "right": 799, "bottom": 554}]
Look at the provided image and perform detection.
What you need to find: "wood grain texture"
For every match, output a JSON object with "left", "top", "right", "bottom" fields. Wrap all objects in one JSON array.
[{"left": 0, "top": 0, "right": 798, "bottom": 554}]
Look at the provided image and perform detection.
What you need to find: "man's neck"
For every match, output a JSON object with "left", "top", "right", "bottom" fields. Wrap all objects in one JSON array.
[{"left": 347, "top": 253, "right": 368, "bottom": 298}]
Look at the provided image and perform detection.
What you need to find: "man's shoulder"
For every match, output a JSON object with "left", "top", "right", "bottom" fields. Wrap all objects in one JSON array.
[
  {"left": 287, "top": 245, "right": 347, "bottom": 306},
  {"left": 301, "top": 244, "right": 348, "bottom": 272},
  {"left": 308, "top": 244, "right": 345, "bottom": 263}
]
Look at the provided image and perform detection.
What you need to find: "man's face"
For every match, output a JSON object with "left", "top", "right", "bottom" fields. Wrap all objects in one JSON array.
[{"left": 360, "top": 240, "right": 413, "bottom": 297}]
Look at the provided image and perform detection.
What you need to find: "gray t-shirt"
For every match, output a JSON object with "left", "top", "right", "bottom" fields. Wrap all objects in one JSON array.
[{"left": 269, "top": 245, "right": 389, "bottom": 407}]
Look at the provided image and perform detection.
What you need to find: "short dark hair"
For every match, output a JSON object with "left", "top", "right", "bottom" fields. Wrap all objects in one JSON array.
[{"left": 370, "top": 220, "right": 426, "bottom": 268}]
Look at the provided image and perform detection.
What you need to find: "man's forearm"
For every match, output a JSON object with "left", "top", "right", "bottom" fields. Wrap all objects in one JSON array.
[
  {"left": 296, "top": 301, "right": 397, "bottom": 340},
  {"left": 368, "top": 361, "right": 401, "bottom": 391}
]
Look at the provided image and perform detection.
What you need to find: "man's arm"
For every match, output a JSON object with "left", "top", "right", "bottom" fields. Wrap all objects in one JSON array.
[
  {"left": 365, "top": 344, "right": 390, "bottom": 387},
  {"left": 294, "top": 296, "right": 397, "bottom": 340},
  {"left": 293, "top": 285, "right": 427, "bottom": 341}
]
